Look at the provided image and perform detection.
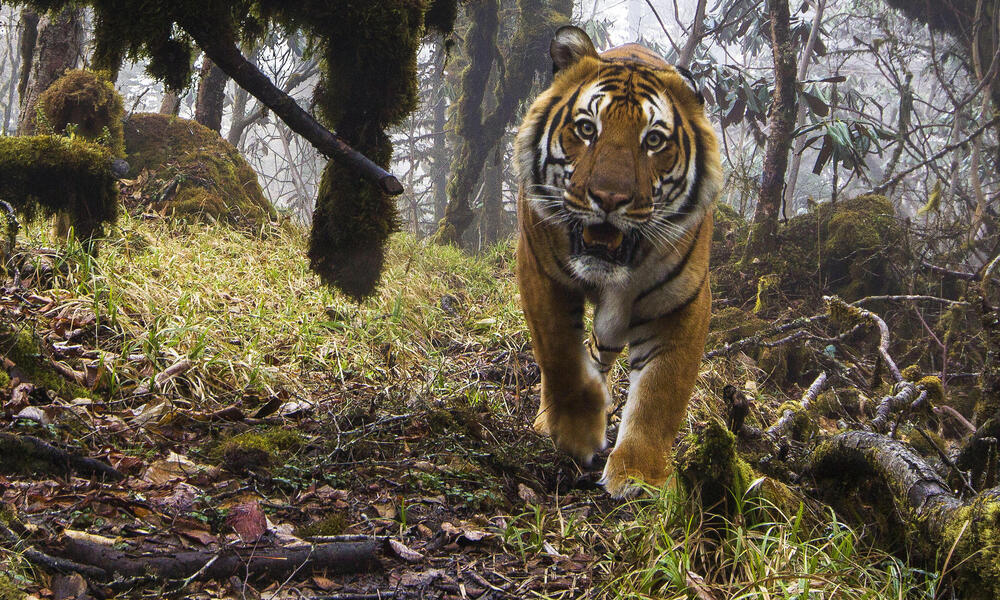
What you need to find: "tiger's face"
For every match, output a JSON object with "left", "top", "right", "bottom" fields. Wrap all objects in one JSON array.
[{"left": 516, "top": 27, "right": 715, "bottom": 287}]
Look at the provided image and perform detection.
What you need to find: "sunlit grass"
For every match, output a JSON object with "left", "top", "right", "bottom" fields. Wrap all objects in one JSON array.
[
  {"left": 19, "top": 213, "right": 526, "bottom": 407},
  {"left": 499, "top": 480, "right": 937, "bottom": 599}
]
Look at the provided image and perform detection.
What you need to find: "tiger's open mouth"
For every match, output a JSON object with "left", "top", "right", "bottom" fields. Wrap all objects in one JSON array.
[{"left": 569, "top": 221, "right": 639, "bottom": 265}]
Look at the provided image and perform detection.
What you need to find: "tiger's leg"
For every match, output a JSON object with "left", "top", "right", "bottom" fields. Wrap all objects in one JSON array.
[
  {"left": 600, "top": 278, "right": 711, "bottom": 498},
  {"left": 517, "top": 236, "right": 609, "bottom": 464}
]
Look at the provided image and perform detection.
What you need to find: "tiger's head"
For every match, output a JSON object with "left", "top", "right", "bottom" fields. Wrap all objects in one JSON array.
[{"left": 515, "top": 26, "right": 721, "bottom": 287}]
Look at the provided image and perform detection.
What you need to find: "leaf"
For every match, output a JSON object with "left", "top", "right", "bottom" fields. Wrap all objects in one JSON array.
[
  {"left": 686, "top": 571, "right": 719, "bottom": 600},
  {"left": 227, "top": 500, "right": 267, "bottom": 543},
  {"left": 812, "top": 136, "right": 833, "bottom": 175},
  {"left": 801, "top": 90, "right": 829, "bottom": 117},
  {"left": 387, "top": 538, "right": 424, "bottom": 563}
]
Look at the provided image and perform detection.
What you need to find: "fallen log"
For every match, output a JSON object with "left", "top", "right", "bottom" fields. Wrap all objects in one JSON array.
[
  {"left": 49, "top": 535, "right": 379, "bottom": 582},
  {"left": 0, "top": 433, "right": 123, "bottom": 480},
  {"left": 811, "top": 430, "right": 1000, "bottom": 599}
]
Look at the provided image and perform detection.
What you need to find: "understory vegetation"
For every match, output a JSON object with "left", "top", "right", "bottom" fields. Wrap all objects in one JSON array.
[{"left": 1, "top": 199, "right": 986, "bottom": 598}]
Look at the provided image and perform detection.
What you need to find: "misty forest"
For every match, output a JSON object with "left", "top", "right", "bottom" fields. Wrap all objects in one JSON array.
[{"left": 0, "top": 0, "right": 999, "bottom": 598}]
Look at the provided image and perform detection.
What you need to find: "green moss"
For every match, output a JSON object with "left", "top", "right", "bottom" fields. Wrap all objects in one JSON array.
[
  {"left": 35, "top": 69, "right": 125, "bottom": 157},
  {"left": 675, "top": 420, "right": 753, "bottom": 511},
  {"left": 122, "top": 113, "right": 273, "bottom": 226},
  {"left": 917, "top": 376, "right": 945, "bottom": 403},
  {"left": 706, "top": 306, "right": 768, "bottom": 347},
  {"left": 710, "top": 203, "right": 748, "bottom": 267},
  {"left": 0, "top": 327, "right": 97, "bottom": 401},
  {"left": 303, "top": 0, "right": 434, "bottom": 299},
  {"left": 296, "top": 512, "right": 348, "bottom": 538},
  {"left": 217, "top": 427, "right": 304, "bottom": 472},
  {"left": 0, "top": 368, "right": 9, "bottom": 390},
  {"left": 901, "top": 364, "right": 923, "bottom": 381},
  {"left": 0, "top": 135, "right": 118, "bottom": 240},
  {"left": 714, "top": 195, "right": 905, "bottom": 305},
  {"left": 753, "top": 273, "right": 780, "bottom": 314},
  {"left": 940, "top": 496, "right": 1000, "bottom": 599},
  {"left": 0, "top": 574, "right": 24, "bottom": 600},
  {"left": 904, "top": 429, "right": 945, "bottom": 458}
]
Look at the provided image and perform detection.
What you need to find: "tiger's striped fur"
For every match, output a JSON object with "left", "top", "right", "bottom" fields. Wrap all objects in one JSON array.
[{"left": 514, "top": 26, "right": 722, "bottom": 497}]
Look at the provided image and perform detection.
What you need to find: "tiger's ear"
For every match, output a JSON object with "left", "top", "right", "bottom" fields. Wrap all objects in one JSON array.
[{"left": 550, "top": 26, "right": 598, "bottom": 73}]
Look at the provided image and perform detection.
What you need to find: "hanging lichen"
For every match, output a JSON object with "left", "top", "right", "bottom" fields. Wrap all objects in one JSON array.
[{"left": 33, "top": 69, "right": 125, "bottom": 157}]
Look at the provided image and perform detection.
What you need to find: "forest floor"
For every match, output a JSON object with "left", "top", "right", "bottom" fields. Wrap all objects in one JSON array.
[{"left": 0, "top": 213, "right": 948, "bottom": 599}]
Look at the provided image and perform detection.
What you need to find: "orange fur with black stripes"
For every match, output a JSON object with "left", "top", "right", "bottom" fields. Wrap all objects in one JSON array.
[{"left": 514, "top": 26, "right": 722, "bottom": 497}]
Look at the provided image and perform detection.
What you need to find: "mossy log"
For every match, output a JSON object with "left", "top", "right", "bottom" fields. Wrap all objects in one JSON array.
[
  {"left": 122, "top": 113, "right": 273, "bottom": 225},
  {"left": 0, "top": 433, "right": 123, "bottom": 480},
  {"left": 0, "top": 135, "right": 118, "bottom": 240},
  {"left": 812, "top": 430, "right": 1000, "bottom": 599}
]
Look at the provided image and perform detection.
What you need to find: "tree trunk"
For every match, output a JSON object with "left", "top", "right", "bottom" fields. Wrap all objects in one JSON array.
[
  {"left": 782, "top": 0, "right": 826, "bottom": 213},
  {"left": 15, "top": 9, "right": 38, "bottom": 113},
  {"left": 437, "top": 0, "right": 573, "bottom": 246},
  {"left": 159, "top": 89, "right": 181, "bottom": 116},
  {"left": 2, "top": 15, "right": 25, "bottom": 135},
  {"left": 743, "top": 0, "right": 798, "bottom": 261},
  {"left": 194, "top": 56, "right": 228, "bottom": 132},
  {"left": 436, "top": 0, "right": 499, "bottom": 245},
  {"left": 431, "top": 43, "right": 449, "bottom": 227},
  {"left": 17, "top": 6, "right": 84, "bottom": 136},
  {"left": 676, "top": 0, "right": 708, "bottom": 70},
  {"left": 479, "top": 142, "right": 505, "bottom": 249},
  {"left": 880, "top": 73, "right": 912, "bottom": 188}
]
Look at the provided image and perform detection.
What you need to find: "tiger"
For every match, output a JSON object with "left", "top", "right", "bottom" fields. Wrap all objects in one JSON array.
[{"left": 514, "top": 25, "right": 722, "bottom": 497}]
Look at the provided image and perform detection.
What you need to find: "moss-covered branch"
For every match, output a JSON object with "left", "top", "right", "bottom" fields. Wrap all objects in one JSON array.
[
  {"left": 177, "top": 19, "right": 403, "bottom": 196},
  {"left": 812, "top": 431, "right": 1000, "bottom": 599}
]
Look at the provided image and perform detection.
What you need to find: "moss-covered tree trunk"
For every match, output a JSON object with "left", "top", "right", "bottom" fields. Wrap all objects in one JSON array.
[
  {"left": 436, "top": 0, "right": 573, "bottom": 247},
  {"left": 743, "top": 0, "right": 797, "bottom": 262},
  {"left": 195, "top": 57, "right": 228, "bottom": 133},
  {"left": 17, "top": 6, "right": 84, "bottom": 136},
  {"left": 479, "top": 142, "right": 505, "bottom": 249},
  {"left": 431, "top": 41, "right": 449, "bottom": 227},
  {"left": 436, "top": 0, "right": 499, "bottom": 246}
]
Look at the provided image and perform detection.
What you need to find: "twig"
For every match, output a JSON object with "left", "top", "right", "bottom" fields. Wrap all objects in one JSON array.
[
  {"left": 934, "top": 405, "right": 977, "bottom": 434},
  {"left": 134, "top": 357, "right": 193, "bottom": 396},
  {"left": 870, "top": 384, "right": 920, "bottom": 434},
  {"left": 825, "top": 296, "right": 902, "bottom": 383},
  {"left": 914, "top": 427, "right": 977, "bottom": 497},
  {"left": 705, "top": 312, "right": 829, "bottom": 358},
  {"left": 870, "top": 114, "right": 1000, "bottom": 194},
  {"left": 852, "top": 294, "right": 969, "bottom": 307},
  {"left": 0, "top": 519, "right": 108, "bottom": 579},
  {"left": 767, "top": 372, "right": 827, "bottom": 440}
]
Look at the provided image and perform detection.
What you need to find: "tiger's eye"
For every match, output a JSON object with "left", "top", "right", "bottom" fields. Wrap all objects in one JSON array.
[
  {"left": 576, "top": 119, "right": 597, "bottom": 141},
  {"left": 645, "top": 131, "right": 666, "bottom": 151}
]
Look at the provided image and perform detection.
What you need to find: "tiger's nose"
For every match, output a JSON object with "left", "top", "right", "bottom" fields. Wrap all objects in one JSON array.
[{"left": 588, "top": 187, "right": 632, "bottom": 214}]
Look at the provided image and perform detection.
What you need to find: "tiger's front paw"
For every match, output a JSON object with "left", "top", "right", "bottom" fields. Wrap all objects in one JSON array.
[
  {"left": 534, "top": 379, "right": 609, "bottom": 466},
  {"left": 600, "top": 440, "right": 668, "bottom": 498}
]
